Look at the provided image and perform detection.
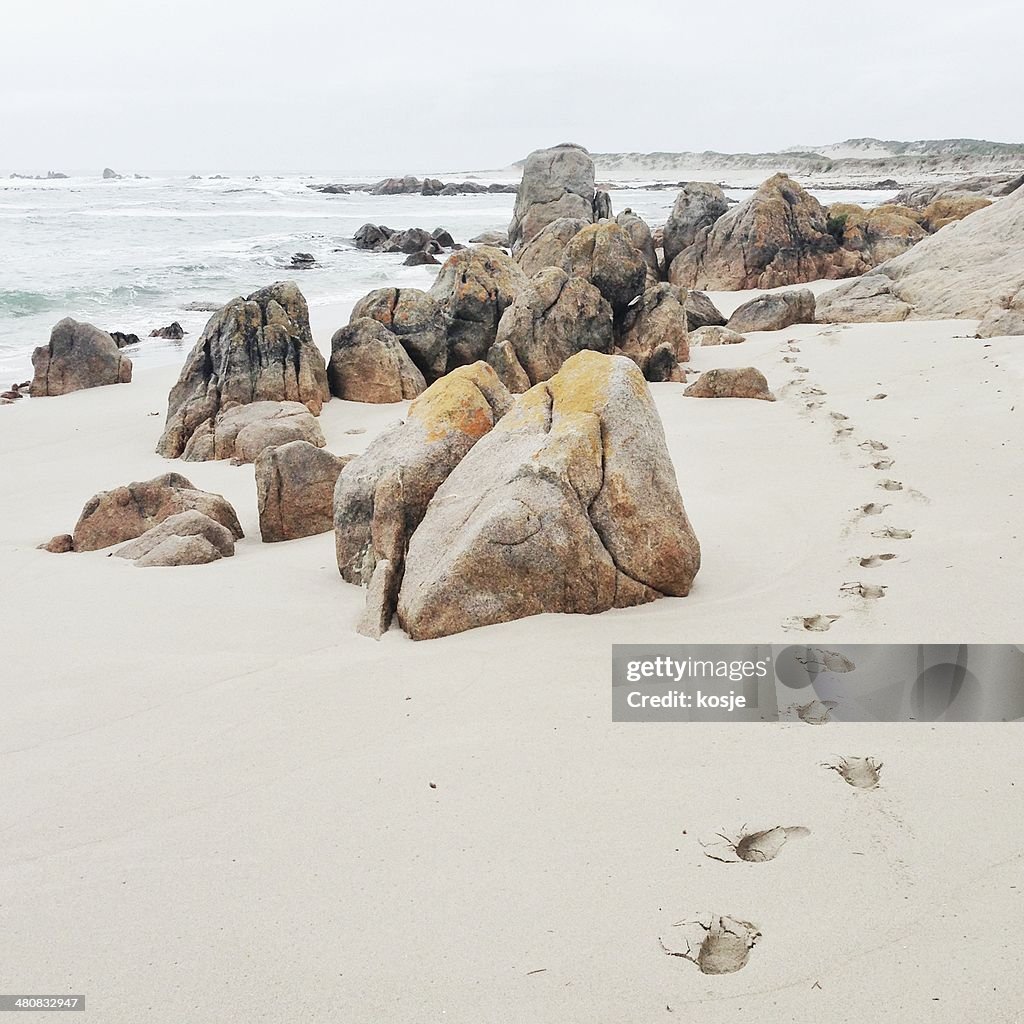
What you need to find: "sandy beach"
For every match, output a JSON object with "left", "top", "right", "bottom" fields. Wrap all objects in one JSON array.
[{"left": 2, "top": 281, "right": 1022, "bottom": 1021}]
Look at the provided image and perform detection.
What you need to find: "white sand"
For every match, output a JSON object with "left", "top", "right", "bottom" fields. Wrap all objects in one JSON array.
[{"left": 2, "top": 300, "right": 1022, "bottom": 1022}]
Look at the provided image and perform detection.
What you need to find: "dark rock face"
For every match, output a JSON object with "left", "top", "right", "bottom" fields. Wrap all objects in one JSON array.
[
  {"left": 354, "top": 223, "right": 392, "bottom": 250},
  {"left": 109, "top": 331, "right": 141, "bottom": 348},
  {"left": 615, "top": 284, "right": 689, "bottom": 381},
  {"left": 663, "top": 182, "right": 729, "bottom": 268},
  {"left": 509, "top": 143, "right": 598, "bottom": 251},
  {"left": 560, "top": 222, "right": 647, "bottom": 315},
  {"left": 431, "top": 228, "right": 455, "bottom": 247},
  {"left": 156, "top": 282, "right": 329, "bottom": 459},
  {"left": 403, "top": 251, "right": 440, "bottom": 266},
  {"left": 150, "top": 322, "right": 186, "bottom": 340},
  {"left": 31, "top": 318, "right": 133, "bottom": 396},
  {"left": 349, "top": 288, "right": 448, "bottom": 382},
  {"left": 290, "top": 252, "right": 317, "bottom": 269},
  {"left": 684, "top": 291, "right": 728, "bottom": 331},
  {"left": 726, "top": 289, "right": 816, "bottom": 333}
]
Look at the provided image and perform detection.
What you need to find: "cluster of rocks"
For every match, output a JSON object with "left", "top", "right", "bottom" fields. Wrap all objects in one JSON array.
[
  {"left": 1, "top": 381, "right": 31, "bottom": 404},
  {"left": 310, "top": 177, "right": 517, "bottom": 197},
  {"left": 353, "top": 224, "right": 460, "bottom": 265}
]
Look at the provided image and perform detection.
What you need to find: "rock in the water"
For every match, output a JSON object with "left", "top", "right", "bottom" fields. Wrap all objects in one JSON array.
[
  {"left": 403, "top": 251, "right": 440, "bottom": 266},
  {"left": 354, "top": 223, "right": 392, "bottom": 250},
  {"left": 114, "top": 509, "right": 236, "bottom": 566},
  {"left": 560, "top": 222, "right": 647, "bottom": 315},
  {"left": 428, "top": 246, "right": 528, "bottom": 368},
  {"left": 156, "top": 282, "right": 328, "bottom": 459},
  {"left": 71, "top": 473, "right": 243, "bottom": 551},
  {"left": 385, "top": 227, "right": 433, "bottom": 254},
  {"left": 468, "top": 230, "right": 509, "bottom": 247},
  {"left": 726, "top": 289, "right": 816, "bottom": 333},
  {"left": 31, "top": 318, "right": 133, "bottom": 397},
  {"left": 349, "top": 287, "right": 448, "bottom": 382},
  {"left": 663, "top": 182, "right": 729, "bottom": 268},
  {"left": 431, "top": 228, "right": 455, "bottom": 248},
  {"left": 102, "top": 167, "right": 121, "bottom": 179},
  {"left": 684, "top": 291, "right": 727, "bottom": 330},
  {"left": 514, "top": 216, "right": 587, "bottom": 277},
  {"left": 615, "top": 284, "right": 689, "bottom": 381},
  {"left": 182, "top": 400, "right": 326, "bottom": 463},
  {"left": 684, "top": 367, "right": 775, "bottom": 401},
  {"left": 149, "top": 322, "right": 186, "bottom": 340},
  {"left": 334, "top": 362, "right": 512, "bottom": 632},
  {"left": 290, "top": 252, "right": 317, "bottom": 269},
  {"left": 615, "top": 209, "right": 659, "bottom": 276},
  {"left": 397, "top": 351, "right": 701, "bottom": 640},
  {"left": 256, "top": 440, "right": 352, "bottom": 542},
  {"left": 692, "top": 325, "right": 746, "bottom": 346},
  {"left": 328, "top": 318, "right": 427, "bottom": 403},
  {"left": 486, "top": 268, "right": 613, "bottom": 391},
  {"left": 109, "top": 331, "right": 140, "bottom": 348},
  {"left": 670, "top": 174, "right": 860, "bottom": 290},
  {"left": 508, "top": 143, "right": 598, "bottom": 251}
]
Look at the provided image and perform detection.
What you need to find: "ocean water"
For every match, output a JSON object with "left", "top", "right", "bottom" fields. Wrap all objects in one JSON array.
[{"left": 0, "top": 175, "right": 887, "bottom": 381}]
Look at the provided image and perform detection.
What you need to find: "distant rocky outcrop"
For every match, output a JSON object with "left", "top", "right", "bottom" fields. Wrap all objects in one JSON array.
[
  {"left": 669, "top": 174, "right": 861, "bottom": 290},
  {"left": 180, "top": 400, "right": 326, "bottom": 463},
  {"left": 69, "top": 473, "right": 242, "bottom": 552},
  {"left": 309, "top": 178, "right": 516, "bottom": 197},
  {"left": 31, "top": 318, "right": 133, "bottom": 397},
  {"left": 102, "top": 167, "right": 122, "bottom": 179},
  {"left": 397, "top": 351, "right": 701, "bottom": 640},
  {"left": 352, "top": 223, "right": 458, "bottom": 260},
  {"left": 334, "top": 362, "right": 512, "bottom": 637},
  {"left": 109, "top": 331, "right": 140, "bottom": 348},
  {"left": 684, "top": 367, "right": 775, "bottom": 401},
  {"left": 663, "top": 183, "right": 729, "bottom": 268},
  {"left": 256, "top": 441, "right": 352, "bottom": 542},
  {"left": 156, "top": 282, "right": 329, "bottom": 459},
  {"left": 726, "top": 289, "right": 816, "bottom": 333},
  {"left": 114, "top": 510, "right": 237, "bottom": 567},
  {"left": 890, "top": 172, "right": 1024, "bottom": 208},
  {"left": 328, "top": 318, "right": 427, "bottom": 403},
  {"left": 150, "top": 322, "right": 186, "bottom": 340}
]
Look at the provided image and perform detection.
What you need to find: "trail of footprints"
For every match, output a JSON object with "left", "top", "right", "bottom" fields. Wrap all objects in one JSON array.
[
  {"left": 776, "top": 335, "right": 924, "bottom": 632},
  {"left": 661, "top": 684, "right": 885, "bottom": 977}
]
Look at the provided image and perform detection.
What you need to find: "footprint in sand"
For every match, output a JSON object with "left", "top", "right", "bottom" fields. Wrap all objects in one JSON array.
[
  {"left": 834, "top": 426, "right": 854, "bottom": 439},
  {"left": 877, "top": 479, "right": 904, "bottom": 491},
  {"left": 857, "top": 502, "right": 890, "bottom": 516},
  {"left": 823, "top": 756, "right": 883, "bottom": 790},
  {"left": 872, "top": 527, "right": 913, "bottom": 540},
  {"left": 803, "top": 386, "right": 826, "bottom": 396},
  {"left": 806, "top": 400, "right": 825, "bottom": 410},
  {"left": 830, "top": 411, "right": 849, "bottom": 421},
  {"left": 868, "top": 457, "right": 895, "bottom": 470},
  {"left": 792, "top": 699, "right": 839, "bottom": 724},
  {"left": 870, "top": 393, "right": 888, "bottom": 400},
  {"left": 859, "top": 553, "right": 897, "bottom": 568},
  {"left": 795, "top": 365, "right": 809, "bottom": 373},
  {"left": 783, "top": 614, "right": 841, "bottom": 632},
  {"left": 660, "top": 916, "right": 761, "bottom": 975},
  {"left": 840, "top": 582, "right": 887, "bottom": 599},
  {"left": 701, "top": 825, "right": 811, "bottom": 863},
  {"left": 797, "top": 648, "right": 856, "bottom": 673},
  {"left": 858, "top": 439, "right": 889, "bottom": 452}
]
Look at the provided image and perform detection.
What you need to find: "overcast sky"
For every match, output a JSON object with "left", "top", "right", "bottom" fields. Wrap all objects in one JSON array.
[{"left": 4, "top": 0, "right": 1021, "bottom": 173}]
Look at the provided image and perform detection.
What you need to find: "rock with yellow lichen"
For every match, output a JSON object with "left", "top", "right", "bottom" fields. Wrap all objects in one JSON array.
[
  {"left": 396, "top": 351, "right": 701, "bottom": 640},
  {"left": 333, "top": 362, "right": 513, "bottom": 636}
]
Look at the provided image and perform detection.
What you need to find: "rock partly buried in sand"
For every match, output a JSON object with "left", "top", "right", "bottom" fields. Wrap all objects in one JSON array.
[
  {"left": 397, "top": 351, "right": 701, "bottom": 640},
  {"left": 817, "top": 181, "right": 1024, "bottom": 323},
  {"left": 684, "top": 367, "right": 775, "bottom": 401},
  {"left": 39, "top": 533, "right": 74, "bottom": 553},
  {"left": 256, "top": 440, "right": 352, "bottom": 542},
  {"left": 614, "top": 284, "right": 689, "bottom": 381},
  {"left": 508, "top": 143, "right": 599, "bottom": 251},
  {"left": 428, "top": 246, "right": 528, "bottom": 368},
  {"left": 684, "top": 291, "right": 727, "bottom": 331},
  {"left": 663, "top": 182, "right": 729, "bottom": 269},
  {"left": 561, "top": 222, "right": 647, "bottom": 315},
  {"left": 977, "top": 284, "right": 1024, "bottom": 337},
  {"left": 182, "top": 400, "right": 326, "bottom": 463},
  {"left": 149, "top": 321, "right": 186, "bottom": 340},
  {"left": 349, "top": 287, "right": 448, "bottom": 382},
  {"left": 486, "top": 267, "right": 613, "bottom": 392},
  {"left": 157, "top": 282, "right": 329, "bottom": 459},
  {"left": 328, "top": 318, "right": 427, "bottom": 403},
  {"left": 726, "top": 289, "right": 816, "bottom": 333},
  {"left": 114, "top": 509, "right": 236, "bottom": 566},
  {"left": 692, "top": 325, "right": 746, "bottom": 346},
  {"left": 334, "top": 362, "right": 513, "bottom": 637},
  {"left": 513, "top": 216, "right": 587, "bottom": 277},
  {"left": 71, "top": 473, "right": 243, "bottom": 551},
  {"left": 31, "top": 318, "right": 133, "bottom": 397},
  {"left": 670, "top": 174, "right": 859, "bottom": 290}
]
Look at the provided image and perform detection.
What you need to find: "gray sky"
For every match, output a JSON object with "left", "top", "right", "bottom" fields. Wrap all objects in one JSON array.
[{"left": 4, "top": 0, "right": 1021, "bottom": 173}]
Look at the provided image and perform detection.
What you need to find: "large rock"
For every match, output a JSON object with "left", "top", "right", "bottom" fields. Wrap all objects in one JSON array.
[
  {"left": 328, "top": 318, "right": 427, "bottom": 403},
  {"left": 508, "top": 144, "right": 598, "bottom": 251},
  {"left": 684, "top": 367, "right": 775, "bottom": 401},
  {"left": 181, "top": 400, "right": 325, "bottom": 463},
  {"left": 114, "top": 510, "right": 236, "bottom": 566},
  {"left": 662, "top": 182, "right": 729, "bottom": 268},
  {"left": 976, "top": 285, "right": 1024, "bottom": 338},
  {"left": 428, "top": 246, "right": 528, "bottom": 368},
  {"left": 561, "top": 222, "right": 647, "bottom": 315},
  {"left": 71, "top": 473, "right": 243, "bottom": 551},
  {"left": 726, "top": 289, "right": 816, "bottom": 333},
  {"left": 615, "top": 209, "right": 659, "bottom": 276},
  {"left": 669, "top": 174, "right": 860, "bottom": 290},
  {"left": 614, "top": 284, "right": 689, "bottom": 381},
  {"left": 816, "top": 181, "right": 1024, "bottom": 322},
  {"left": 397, "top": 351, "right": 701, "bottom": 640},
  {"left": 349, "top": 288, "right": 448, "bottom": 382},
  {"left": 486, "top": 268, "right": 613, "bottom": 391},
  {"left": 685, "top": 291, "right": 727, "bottom": 330},
  {"left": 256, "top": 441, "right": 352, "bottom": 542},
  {"left": 826, "top": 203, "right": 927, "bottom": 266},
  {"left": 514, "top": 216, "right": 587, "bottom": 277},
  {"left": 31, "top": 318, "right": 132, "bottom": 397},
  {"left": 334, "top": 363, "right": 513, "bottom": 634},
  {"left": 156, "top": 282, "right": 328, "bottom": 459}
]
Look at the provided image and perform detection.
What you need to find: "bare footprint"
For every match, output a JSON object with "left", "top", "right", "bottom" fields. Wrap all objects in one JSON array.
[
  {"left": 792, "top": 699, "right": 839, "bottom": 724},
  {"left": 857, "top": 502, "right": 889, "bottom": 516},
  {"left": 823, "top": 756, "right": 883, "bottom": 790},
  {"left": 834, "top": 427, "right": 854, "bottom": 438},
  {"left": 872, "top": 527, "right": 913, "bottom": 540},
  {"left": 803, "top": 386, "right": 826, "bottom": 396},
  {"left": 869, "top": 457, "right": 895, "bottom": 470},
  {"left": 830, "top": 411, "right": 849, "bottom": 421},
  {"left": 784, "top": 613, "right": 841, "bottom": 632},
  {"left": 795, "top": 365, "right": 809, "bottom": 373},
  {"left": 877, "top": 479, "right": 903, "bottom": 491},
  {"left": 797, "top": 649, "right": 856, "bottom": 672},
  {"left": 859, "top": 440, "right": 889, "bottom": 452},
  {"left": 660, "top": 916, "right": 761, "bottom": 975},
  {"left": 806, "top": 400, "right": 824, "bottom": 410},
  {"left": 841, "top": 582, "right": 887, "bottom": 599},
  {"left": 859, "top": 553, "right": 897, "bottom": 568},
  {"left": 702, "top": 825, "right": 811, "bottom": 863},
  {"left": 783, "top": 355, "right": 798, "bottom": 363}
]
